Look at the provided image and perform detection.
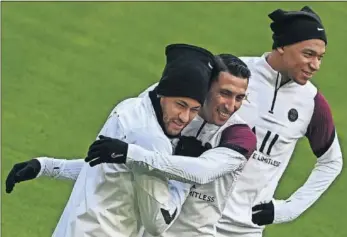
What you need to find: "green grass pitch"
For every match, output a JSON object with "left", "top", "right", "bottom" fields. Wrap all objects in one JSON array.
[{"left": 1, "top": 2, "right": 346, "bottom": 237}]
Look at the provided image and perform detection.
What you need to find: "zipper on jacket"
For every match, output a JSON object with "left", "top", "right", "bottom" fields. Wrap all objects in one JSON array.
[
  {"left": 268, "top": 73, "right": 280, "bottom": 114},
  {"left": 268, "top": 73, "right": 291, "bottom": 114},
  {"left": 195, "top": 120, "right": 207, "bottom": 138}
]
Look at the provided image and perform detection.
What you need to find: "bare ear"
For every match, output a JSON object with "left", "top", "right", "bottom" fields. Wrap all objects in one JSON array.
[{"left": 277, "top": 47, "right": 285, "bottom": 55}]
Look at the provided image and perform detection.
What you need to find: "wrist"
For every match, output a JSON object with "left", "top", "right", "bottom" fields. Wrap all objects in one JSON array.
[
  {"left": 273, "top": 200, "right": 292, "bottom": 224},
  {"left": 35, "top": 157, "right": 65, "bottom": 178},
  {"left": 35, "top": 157, "right": 47, "bottom": 178}
]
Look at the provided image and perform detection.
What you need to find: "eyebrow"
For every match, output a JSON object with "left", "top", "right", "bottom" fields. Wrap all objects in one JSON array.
[
  {"left": 178, "top": 100, "right": 200, "bottom": 109},
  {"left": 221, "top": 88, "right": 246, "bottom": 97},
  {"left": 303, "top": 48, "right": 325, "bottom": 56}
]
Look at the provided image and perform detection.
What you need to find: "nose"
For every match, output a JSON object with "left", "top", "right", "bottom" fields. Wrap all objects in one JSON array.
[
  {"left": 226, "top": 98, "right": 236, "bottom": 113},
  {"left": 178, "top": 109, "right": 190, "bottom": 123},
  {"left": 310, "top": 57, "right": 321, "bottom": 71}
]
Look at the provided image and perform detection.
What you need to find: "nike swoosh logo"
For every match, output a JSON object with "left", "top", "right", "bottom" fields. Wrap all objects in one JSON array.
[
  {"left": 317, "top": 28, "right": 324, "bottom": 31},
  {"left": 160, "top": 208, "right": 178, "bottom": 224},
  {"left": 111, "top": 153, "right": 123, "bottom": 159}
]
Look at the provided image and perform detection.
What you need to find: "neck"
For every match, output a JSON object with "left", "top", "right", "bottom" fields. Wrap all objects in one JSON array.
[
  {"left": 266, "top": 51, "right": 283, "bottom": 72},
  {"left": 266, "top": 51, "right": 291, "bottom": 85},
  {"left": 198, "top": 107, "right": 209, "bottom": 122}
]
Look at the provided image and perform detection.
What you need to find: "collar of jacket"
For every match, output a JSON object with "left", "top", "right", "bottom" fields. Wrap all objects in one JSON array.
[
  {"left": 256, "top": 52, "right": 296, "bottom": 87},
  {"left": 148, "top": 87, "right": 181, "bottom": 139}
]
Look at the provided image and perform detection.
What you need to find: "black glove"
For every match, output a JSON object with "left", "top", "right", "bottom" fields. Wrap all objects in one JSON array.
[
  {"left": 5, "top": 159, "right": 41, "bottom": 194},
  {"left": 85, "top": 135, "right": 128, "bottom": 167},
  {"left": 175, "top": 136, "right": 212, "bottom": 157},
  {"left": 252, "top": 201, "right": 274, "bottom": 226}
]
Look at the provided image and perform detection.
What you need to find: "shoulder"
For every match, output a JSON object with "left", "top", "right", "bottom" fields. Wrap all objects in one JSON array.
[
  {"left": 221, "top": 123, "right": 256, "bottom": 144},
  {"left": 116, "top": 96, "right": 172, "bottom": 152},
  {"left": 129, "top": 129, "right": 173, "bottom": 154},
  {"left": 299, "top": 81, "right": 318, "bottom": 99},
  {"left": 219, "top": 123, "right": 257, "bottom": 159},
  {"left": 138, "top": 83, "right": 159, "bottom": 98},
  {"left": 239, "top": 56, "right": 261, "bottom": 68},
  {"left": 113, "top": 94, "right": 156, "bottom": 130},
  {"left": 313, "top": 91, "right": 332, "bottom": 113},
  {"left": 308, "top": 90, "right": 334, "bottom": 126}
]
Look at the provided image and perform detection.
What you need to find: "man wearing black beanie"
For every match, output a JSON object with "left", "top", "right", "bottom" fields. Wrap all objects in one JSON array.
[
  {"left": 268, "top": 5, "right": 327, "bottom": 86},
  {"left": 4, "top": 43, "right": 218, "bottom": 237},
  {"left": 6, "top": 47, "right": 256, "bottom": 237},
  {"left": 216, "top": 6, "right": 343, "bottom": 237}
]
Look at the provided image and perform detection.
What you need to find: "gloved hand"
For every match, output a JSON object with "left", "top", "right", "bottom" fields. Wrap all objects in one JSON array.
[
  {"left": 252, "top": 199, "right": 287, "bottom": 225},
  {"left": 6, "top": 159, "right": 41, "bottom": 193},
  {"left": 175, "top": 136, "right": 212, "bottom": 157},
  {"left": 85, "top": 135, "right": 128, "bottom": 167},
  {"left": 252, "top": 201, "right": 274, "bottom": 225}
]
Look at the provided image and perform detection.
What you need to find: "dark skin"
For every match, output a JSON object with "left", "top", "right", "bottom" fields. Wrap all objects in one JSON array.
[{"left": 267, "top": 39, "right": 326, "bottom": 85}]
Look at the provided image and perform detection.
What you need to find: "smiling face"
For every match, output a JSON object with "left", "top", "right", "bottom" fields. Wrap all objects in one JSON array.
[
  {"left": 278, "top": 39, "right": 326, "bottom": 85},
  {"left": 160, "top": 96, "right": 201, "bottom": 136},
  {"left": 200, "top": 71, "right": 248, "bottom": 126}
]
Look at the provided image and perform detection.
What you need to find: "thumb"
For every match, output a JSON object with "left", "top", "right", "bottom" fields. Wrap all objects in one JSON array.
[
  {"left": 252, "top": 204, "right": 265, "bottom": 212},
  {"left": 98, "top": 135, "right": 109, "bottom": 140}
]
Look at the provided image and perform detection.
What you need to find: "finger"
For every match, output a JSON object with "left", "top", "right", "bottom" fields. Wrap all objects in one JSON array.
[
  {"left": 252, "top": 204, "right": 265, "bottom": 212},
  {"left": 88, "top": 140, "right": 107, "bottom": 150},
  {"left": 89, "top": 158, "right": 102, "bottom": 167},
  {"left": 6, "top": 182, "right": 14, "bottom": 194},
  {"left": 5, "top": 169, "right": 17, "bottom": 193},
  {"left": 252, "top": 210, "right": 271, "bottom": 225},
  {"left": 252, "top": 211, "right": 265, "bottom": 224},
  {"left": 5, "top": 163, "right": 28, "bottom": 193},
  {"left": 88, "top": 143, "right": 106, "bottom": 155},
  {"left": 98, "top": 135, "right": 111, "bottom": 140},
  {"left": 88, "top": 140, "right": 111, "bottom": 153},
  {"left": 85, "top": 151, "right": 101, "bottom": 162}
]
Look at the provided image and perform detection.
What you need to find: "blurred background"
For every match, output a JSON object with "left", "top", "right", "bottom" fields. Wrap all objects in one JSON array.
[{"left": 1, "top": 2, "right": 346, "bottom": 237}]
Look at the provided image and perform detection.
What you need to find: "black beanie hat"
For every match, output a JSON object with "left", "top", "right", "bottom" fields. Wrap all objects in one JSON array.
[
  {"left": 269, "top": 6, "right": 327, "bottom": 49},
  {"left": 157, "top": 44, "right": 216, "bottom": 105}
]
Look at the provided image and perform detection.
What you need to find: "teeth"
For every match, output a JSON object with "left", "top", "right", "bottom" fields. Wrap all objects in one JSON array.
[{"left": 218, "top": 109, "right": 229, "bottom": 118}]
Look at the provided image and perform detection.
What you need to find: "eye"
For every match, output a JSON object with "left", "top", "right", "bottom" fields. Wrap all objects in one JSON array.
[
  {"left": 220, "top": 90, "right": 230, "bottom": 96},
  {"left": 176, "top": 102, "right": 185, "bottom": 108},
  {"left": 236, "top": 96, "right": 245, "bottom": 102},
  {"left": 303, "top": 52, "right": 313, "bottom": 58},
  {"left": 191, "top": 108, "right": 200, "bottom": 113}
]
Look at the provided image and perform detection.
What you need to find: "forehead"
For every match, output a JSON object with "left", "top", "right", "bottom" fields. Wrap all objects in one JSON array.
[
  {"left": 291, "top": 39, "right": 326, "bottom": 54},
  {"left": 165, "top": 96, "right": 201, "bottom": 107},
  {"left": 216, "top": 71, "right": 248, "bottom": 91}
]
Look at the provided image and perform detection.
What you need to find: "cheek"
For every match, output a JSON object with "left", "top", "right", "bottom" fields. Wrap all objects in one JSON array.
[
  {"left": 189, "top": 111, "right": 198, "bottom": 121},
  {"left": 163, "top": 105, "right": 176, "bottom": 122},
  {"left": 235, "top": 101, "right": 243, "bottom": 110},
  {"left": 214, "top": 96, "right": 226, "bottom": 108}
]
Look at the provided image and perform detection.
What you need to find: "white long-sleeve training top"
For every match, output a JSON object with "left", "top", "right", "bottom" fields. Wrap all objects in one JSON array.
[
  {"left": 51, "top": 91, "right": 191, "bottom": 237},
  {"left": 216, "top": 54, "right": 343, "bottom": 236}
]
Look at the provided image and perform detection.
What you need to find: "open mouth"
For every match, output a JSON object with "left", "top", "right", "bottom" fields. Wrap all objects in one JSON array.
[
  {"left": 171, "top": 121, "right": 185, "bottom": 130},
  {"left": 302, "top": 71, "right": 313, "bottom": 78},
  {"left": 217, "top": 108, "right": 230, "bottom": 120}
]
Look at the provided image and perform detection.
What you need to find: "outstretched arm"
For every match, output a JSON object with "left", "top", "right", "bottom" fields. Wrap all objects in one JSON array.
[
  {"left": 36, "top": 158, "right": 85, "bottom": 180},
  {"left": 126, "top": 124, "right": 256, "bottom": 185}
]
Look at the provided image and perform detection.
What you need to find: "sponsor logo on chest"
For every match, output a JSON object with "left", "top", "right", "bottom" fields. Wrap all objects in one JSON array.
[
  {"left": 251, "top": 151, "right": 281, "bottom": 167},
  {"left": 188, "top": 185, "right": 215, "bottom": 203}
]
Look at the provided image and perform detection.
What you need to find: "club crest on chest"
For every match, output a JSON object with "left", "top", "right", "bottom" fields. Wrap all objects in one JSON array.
[{"left": 288, "top": 108, "right": 298, "bottom": 122}]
